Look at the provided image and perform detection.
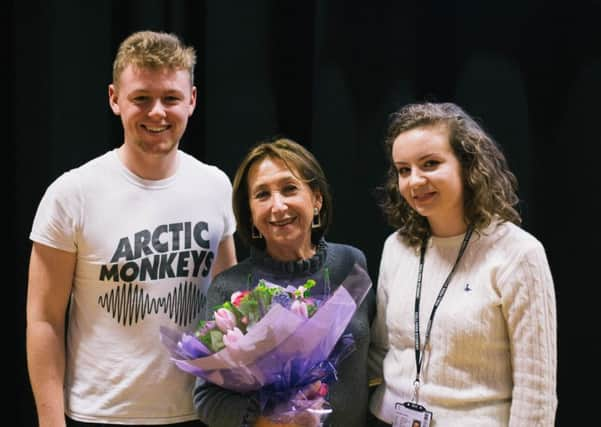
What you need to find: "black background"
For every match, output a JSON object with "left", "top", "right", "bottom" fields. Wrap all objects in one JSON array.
[{"left": 12, "top": 1, "right": 600, "bottom": 425}]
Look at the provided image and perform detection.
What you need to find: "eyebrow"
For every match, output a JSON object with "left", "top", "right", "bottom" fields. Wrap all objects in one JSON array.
[
  {"left": 396, "top": 152, "right": 443, "bottom": 163},
  {"left": 129, "top": 87, "right": 185, "bottom": 95},
  {"left": 250, "top": 174, "right": 299, "bottom": 191}
]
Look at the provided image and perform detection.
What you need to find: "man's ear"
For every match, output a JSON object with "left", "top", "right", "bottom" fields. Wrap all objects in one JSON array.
[
  {"left": 188, "top": 86, "right": 197, "bottom": 116},
  {"left": 108, "top": 84, "right": 120, "bottom": 115}
]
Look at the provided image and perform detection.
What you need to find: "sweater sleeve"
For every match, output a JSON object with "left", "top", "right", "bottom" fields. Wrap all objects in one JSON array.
[
  {"left": 346, "top": 244, "right": 377, "bottom": 323},
  {"left": 193, "top": 269, "right": 261, "bottom": 426},
  {"left": 368, "top": 237, "right": 392, "bottom": 381},
  {"left": 498, "top": 241, "right": 557, "bottom": 426},
  {"left": 193, "top": 377, "right": 260, "bottom": 427}
]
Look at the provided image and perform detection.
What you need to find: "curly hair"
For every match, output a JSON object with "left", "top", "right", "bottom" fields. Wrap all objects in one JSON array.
[
  {"left": 232, "top": 138, "right": 333, "bottom": 250},
  {"left": 380, "top": 102, "right": 521, "bottom": 248},
  {"left": 112, "top": 30, "right": 196, "bottom": 88}
]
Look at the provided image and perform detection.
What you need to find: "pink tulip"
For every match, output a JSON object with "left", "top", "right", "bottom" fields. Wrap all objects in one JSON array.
[
  {"left": 215, "top": 308, "right": 236, "bottom": 332},
  {"left": 222, "top": 327, "right": 244, "bottom": 349},
  {"left": 291, "top": 299, "right": 309, "bottom": 318}
]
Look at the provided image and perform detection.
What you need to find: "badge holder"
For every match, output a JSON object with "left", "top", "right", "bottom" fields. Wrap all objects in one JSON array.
[
  {"left": 392, "top": 401, "right": 432, "bottom": 427},
  {"left": 392, "top": 380, "right": 432, "bottom": 427}
]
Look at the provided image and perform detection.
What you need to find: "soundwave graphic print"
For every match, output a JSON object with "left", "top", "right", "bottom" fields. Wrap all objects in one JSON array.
[{"left": 98, "top": 281, "right": 205, "bottom": 327}]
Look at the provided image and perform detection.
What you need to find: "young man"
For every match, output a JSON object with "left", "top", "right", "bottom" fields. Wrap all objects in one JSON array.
[{"left": 26, "top": 31, "right": 237, "bottom": 426}]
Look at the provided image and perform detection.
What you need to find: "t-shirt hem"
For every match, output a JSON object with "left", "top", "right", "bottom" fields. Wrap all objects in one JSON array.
[{"left": 65, "top": 410, "right": 198, "bottom": 424}]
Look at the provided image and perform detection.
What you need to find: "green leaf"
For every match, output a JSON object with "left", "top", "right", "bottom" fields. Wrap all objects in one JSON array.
[{"left": 209, "top": 330, "right": 225, "bottom": 352}]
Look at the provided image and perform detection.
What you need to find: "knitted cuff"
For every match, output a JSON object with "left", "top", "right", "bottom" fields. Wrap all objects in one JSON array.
[{"left": 241, "top": 392, "right": 261, "bottom": 426}]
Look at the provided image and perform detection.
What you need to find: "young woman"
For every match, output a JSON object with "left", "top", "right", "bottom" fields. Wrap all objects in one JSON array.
[{"left": 368, "top": 102, "right": 557, "bottom": 426}]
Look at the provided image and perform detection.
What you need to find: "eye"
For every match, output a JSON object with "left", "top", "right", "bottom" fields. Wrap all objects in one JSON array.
[
  {"left": 133, "top": 96, "right": 150, "bottom": 104},
  {"left": 282, "top": 184, "right": 299, "bottom": 194},
  {"left": 253, "top": 190, "right": 269, "bottom": 200},
  {"left": 423, "top": 159, "right": 440, "bottom": 169},
  {"left": 396, "top": 166, "right": 410, "bottom": 176},
  {"left": 163, "top": 95, "right": 181, "bottom": 104}
]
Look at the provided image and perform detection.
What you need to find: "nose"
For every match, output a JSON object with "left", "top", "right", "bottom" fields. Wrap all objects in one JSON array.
[
  {"left": 409, "top": 170, "right": 426, "bottom": 188},
  {"left": 148, "top": 100, "right": 167, "bottom": 119},
  {"left": 270, "top": 192, "right": 287, "bottom": 212}
]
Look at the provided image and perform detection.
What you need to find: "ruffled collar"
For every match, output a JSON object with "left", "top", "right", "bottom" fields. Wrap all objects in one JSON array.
[{"left": 249, "top": 240, "right": 328, "bottom": 275}]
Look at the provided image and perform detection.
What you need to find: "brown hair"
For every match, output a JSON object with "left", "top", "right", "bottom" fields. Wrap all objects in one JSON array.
[
  {"left": 112, "top": 30, "right": 196, "bottom": 88},
  {"left": 232, "top": 138, "right": 333, "bottom": 250},
  {"left": 380, "top": 102, "right": 521, "bottom": 248}
]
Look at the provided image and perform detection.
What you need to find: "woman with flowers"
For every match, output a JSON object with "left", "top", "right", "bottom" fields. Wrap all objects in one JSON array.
[
  {"left": 368, "top": 102, "right": 557, "bottom": 426},
  {"left": 192, "top": 138, "right": 375, "bottom": 427}
]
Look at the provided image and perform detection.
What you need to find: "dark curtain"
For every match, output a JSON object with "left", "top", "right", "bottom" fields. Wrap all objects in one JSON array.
[{"left": 12, "top": 1, "right": 600, "bottom": 425}]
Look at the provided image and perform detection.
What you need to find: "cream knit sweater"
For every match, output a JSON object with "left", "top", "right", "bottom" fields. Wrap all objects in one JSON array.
[{"left": 368, "top": 221, "right": 557, "bottom": 426}]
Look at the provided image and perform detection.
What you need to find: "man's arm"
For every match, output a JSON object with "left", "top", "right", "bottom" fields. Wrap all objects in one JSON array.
[
  {"left": 26, "top": 242, "right": 76, "bottom": 427},
  {"left": 211, "top": 235, "right": 237, "bottom": 279}
]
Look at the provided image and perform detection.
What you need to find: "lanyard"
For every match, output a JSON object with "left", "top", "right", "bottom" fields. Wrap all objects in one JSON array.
[{"left": 412, "top": 225, "right": 474, "bottom": 402}]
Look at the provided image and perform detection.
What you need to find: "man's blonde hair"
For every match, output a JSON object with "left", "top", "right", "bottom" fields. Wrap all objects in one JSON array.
[{"left": 112, "top": 30, "right": 196, "bottom": 87}]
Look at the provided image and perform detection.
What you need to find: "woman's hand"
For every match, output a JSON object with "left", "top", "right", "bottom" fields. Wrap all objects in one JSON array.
[
  {"left": 254, "top": 413, "right": 319, "bottom": 427},
  {"left": 253, "top": 381, "right": 326, "bottom": 427}
]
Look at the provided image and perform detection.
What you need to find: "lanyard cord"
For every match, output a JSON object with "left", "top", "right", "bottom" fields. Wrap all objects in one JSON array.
[{"left": 413, "top": 225, "right": 474, "bottom": 401}]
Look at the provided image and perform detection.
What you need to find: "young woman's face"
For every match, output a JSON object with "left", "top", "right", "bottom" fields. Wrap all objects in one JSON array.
[
  {"left": 247, "top": 157, "right": 322, "bottom": 261},
  {"left": 392, "top": 125, "right": 465, "bottom": 236}
]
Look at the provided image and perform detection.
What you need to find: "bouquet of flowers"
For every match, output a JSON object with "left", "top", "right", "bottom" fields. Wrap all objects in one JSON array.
[
  {"left": 160, "top": 263, "right": 371, "bottom": 426},
  {"left": 192, "top": 278, "right": 320, "bottom": 355}
]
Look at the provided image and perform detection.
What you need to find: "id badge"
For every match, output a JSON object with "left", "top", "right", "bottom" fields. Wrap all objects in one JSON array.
[{"left": 392, "top": 401, "right": 433, "bottom": 427}]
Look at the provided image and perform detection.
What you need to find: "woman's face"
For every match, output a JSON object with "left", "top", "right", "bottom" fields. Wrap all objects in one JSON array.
[
  {"left": 247, "top": 156, "right": 322, "bottom": 261},
  {"left": 392, "top": 125, "right": 466, "bottom": 236}
]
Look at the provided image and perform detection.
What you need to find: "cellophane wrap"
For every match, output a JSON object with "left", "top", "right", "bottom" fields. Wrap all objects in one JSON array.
[{"left": 160, "top": 263, "right": 371, "bottom": 425}]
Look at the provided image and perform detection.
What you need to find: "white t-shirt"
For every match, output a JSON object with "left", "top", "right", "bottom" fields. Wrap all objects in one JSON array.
[{"left": 30, "top": 149, "right": 236, "bottom": 424}]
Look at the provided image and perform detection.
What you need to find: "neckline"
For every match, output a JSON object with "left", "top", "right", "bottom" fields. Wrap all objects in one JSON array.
[
  {"left": 250, "top": 240, "right": 328, "bottom": 275},
  {"left": 112, "top": 149, "right": 181, "bottom": 189},
  {"left": 430, "top": 231, "right": 468, "bottom": 246}
]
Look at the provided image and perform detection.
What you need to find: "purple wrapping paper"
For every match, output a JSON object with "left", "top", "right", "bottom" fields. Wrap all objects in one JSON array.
[{"left": 160, "top": 263, "right": 372, "bottom": 393}]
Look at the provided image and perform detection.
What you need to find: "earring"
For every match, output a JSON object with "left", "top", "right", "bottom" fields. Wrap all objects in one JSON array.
[
  {"left": 311, "top": 207, "right": 321, "bottom": 229},
  {"left": 251, "top": 224, "right": 263, "bottom": 239}
]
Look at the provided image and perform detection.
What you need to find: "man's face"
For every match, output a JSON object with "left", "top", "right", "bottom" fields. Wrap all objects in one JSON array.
[{"left": 109, "top": 64, "right": 196, "bottom": 156}]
